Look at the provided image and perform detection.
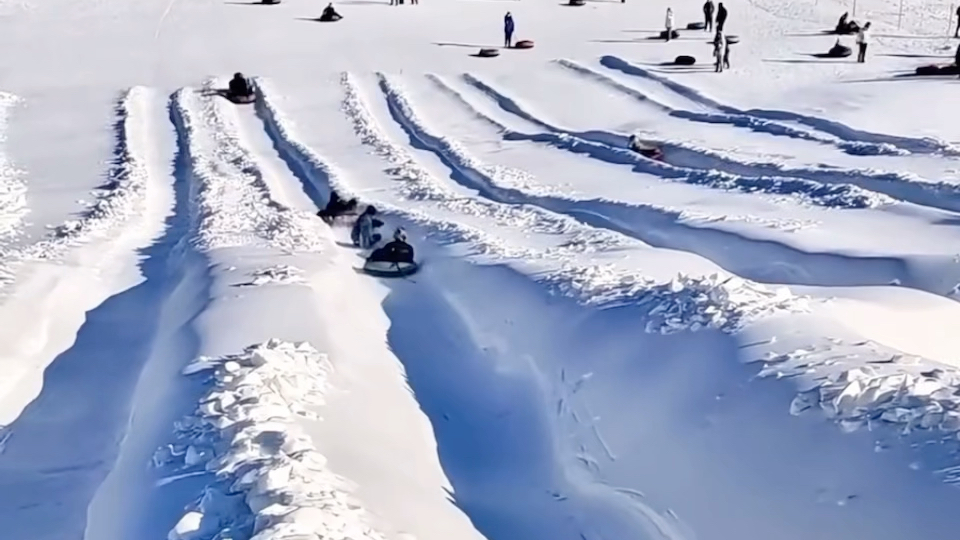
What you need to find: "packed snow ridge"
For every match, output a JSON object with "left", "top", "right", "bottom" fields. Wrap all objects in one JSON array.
[
  {"left": 172, "top": 82, "right": 327, "bottom": 253},
  {"left": 161, "top": 339, "right": 390, "bottom": 540},
  {"left": 0, "top": 90, "right": 26, "bottom": 244},
  {"left": 453, "top": 74, "right": 890, "bottom": 210}
]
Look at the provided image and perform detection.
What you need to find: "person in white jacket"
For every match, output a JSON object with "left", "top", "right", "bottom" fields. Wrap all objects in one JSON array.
[
  {"left": 665, "top": 8, "right": 675, "bottom": 41},
  {"left": 856, "top": 21, "right": 871, "bottom": 63}
]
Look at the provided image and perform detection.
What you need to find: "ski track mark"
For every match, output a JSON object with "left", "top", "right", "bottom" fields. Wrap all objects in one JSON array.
[
  {"left": 381, "top": 75, "right": 938, "bottom": 295},
  {"left": 455, "top": 73, "right": 890, "bottom": 210},
  {"left": 554, "top": 59, "right": 903, "bottom": 157},
  {"left": 170, "top": 82, "right": 327, "bottom": 254},
  {"left": 599, "top": 55, "right": 960, "bottom": 157}
]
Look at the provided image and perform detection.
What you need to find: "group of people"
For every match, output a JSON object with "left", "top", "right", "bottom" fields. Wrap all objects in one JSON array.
[
  {"left": 318, "top": 193, "right": 417, "bottom": 266},
  {"left": 662, "top": 3, "right": 731, "bottom": 72}
]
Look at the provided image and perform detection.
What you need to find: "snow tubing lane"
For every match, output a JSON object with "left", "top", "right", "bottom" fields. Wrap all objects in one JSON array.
[{"left": 362, "top": 260, "right": 420, "bottom": 277}]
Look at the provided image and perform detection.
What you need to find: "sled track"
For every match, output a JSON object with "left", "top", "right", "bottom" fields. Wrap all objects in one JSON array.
[
  {"left": 451, "top": 73, "right": 890, "bottom": 210},
  {"left": 598, "top": 55, "right": 960, "bottom": 157},
  {"left": 376, "top": 74, "right": 960, "bottom": 296},
  {"left": 554, "top": 59, "right": 899, "bottom": 157}
]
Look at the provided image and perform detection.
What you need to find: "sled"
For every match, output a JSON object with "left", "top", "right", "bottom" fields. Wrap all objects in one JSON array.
[
  {"left": 361, "top": 259, "right": 420, "bottom": 278},
  {"left": 226, "top": 93, "right": 256, "bottom": 104},
  {"left": 318, "top": 13, "right": 343, "bottom": 22},
  {"left": 659, "top": 29, "right": 680, "bottom": 39},
  {"left": 674, "top": 54, "right": 696, "bottom": 65},
  {"left": 568, "top": 0, "right": 586, "bottom": 6},
  {"left": 686, "top": 21, "right": 706, "bottom": 30},
  {"left": 476, "top": 48, "right": 500, "bottom": 58},
  {"left": 514, "top": 40, "right": 534, "bottom": 49}
]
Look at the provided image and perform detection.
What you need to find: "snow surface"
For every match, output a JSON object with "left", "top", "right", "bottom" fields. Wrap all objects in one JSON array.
[{"left": 5, "top": 0, "right": 960, "bottom": 539}]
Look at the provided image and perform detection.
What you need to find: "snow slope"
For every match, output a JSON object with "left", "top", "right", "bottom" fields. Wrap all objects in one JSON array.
[{"left": 4, "top": 0, "right": 960, "bottom": 539}]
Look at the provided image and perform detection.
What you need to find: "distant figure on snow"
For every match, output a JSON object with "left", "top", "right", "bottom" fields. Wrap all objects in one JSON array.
[
  {"left": 703, "top": 0, "right": 715, "bottom": 32},
  {"left": 228, "top": 73, "right": 253, "bottom": 98},
  {"left": 504, "top": 12, "right": 515, "bottom": 47},
  {"left": 319, "top": 3, "right": 342, "bottom": 21},
  {"left": 716, "top": 2, "right": 728, "bottom": 32},
  {"left": 856, "top": 22, "right": 871, "bottom": 63},
  {"left": 352, "top": 206, "right": 384, "bottom": 249},
  {"left": 713, "top": 31, "right": 726, "bottom": 72},
  {"left": 664, "top": 8, "right": 675, "bottom": 41},
  {"left": 955, "top": 5, "right": 960, "bottom": 37}
]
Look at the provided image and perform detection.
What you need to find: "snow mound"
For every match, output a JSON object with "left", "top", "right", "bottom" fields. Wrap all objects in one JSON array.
[
  {"left": 163, "top": 339, "right": 390, "bottom": 540},
  {"left": 764, "top": 340, "right": 960, "bottom": 446},
  {"left": 545, "top": 268, "right": 809, "bottom": 333},
  {"left": 172, "top": 83, "right": 328, "bottom": 254},
  {"left": 0, "top": 90, "right": 25, "bottom": 243}
]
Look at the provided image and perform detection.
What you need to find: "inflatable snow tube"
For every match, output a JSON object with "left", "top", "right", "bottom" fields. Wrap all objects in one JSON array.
[
  {"left": 686, "top": 21, "right": 706, "bottom": 30},
  {"left": 725, "top": 35, "right": 740, "bottom": 44},
  {"left": 674, "top": 55, "right": 696, "bottom": 65},
  {"left": 362, "top": 260, "right": 420, "bottom": 278},
  {"left": 477, "top": 48, "right": 500, "bottom": 57},
  {"left": 828, "top": 45, "right": 852, "bottom": 57},
  {"left": 262, "top": 0, "right": 280, "bottom": 4},
  {"left": 318, "top": 13, "right": 342, "bottom": 22},
  {"left": 659, "top": 29, "right": 680, "bottom": 39},
  {"left": 915, "top": 64, "right": 942, "bottom": 76},
  {"left": 514, "top": 40, "right": 534, "bottom": 49},
  {"left": 227, "top": 94, "right": 256, "bottom": 104},
  {"left": 569, "top": 0, "right": 586, "bottom": 5}
]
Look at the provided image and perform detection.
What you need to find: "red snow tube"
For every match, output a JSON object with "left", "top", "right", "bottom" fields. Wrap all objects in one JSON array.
[{"left": 514, "top": 40, "right": 534, "bottom": 49}]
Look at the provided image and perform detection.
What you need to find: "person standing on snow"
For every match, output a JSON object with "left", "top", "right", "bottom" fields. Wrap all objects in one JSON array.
[
  {"left": 504, "top": 12, "right": 515, "bottom": 48},
  {"left": 955, "top": 5, "right": 960, "bottom": 38},
  {"left": 703, "top": 0, "right": 715, "bottom": 32},
  {"left": 716, "top": 2, "right": 728, "bottom": 32},
  {"left": 856, "top": 22, "right": 871, "bottom": 63},
  {"left": 713, "top": 31, "right": 726, "bottom": 72},
  {"left": 351, "top": 205, "right": 384, "bottom": 249},
  {"left": 664, "top": 8, "right": 675, "bottom": 41}
]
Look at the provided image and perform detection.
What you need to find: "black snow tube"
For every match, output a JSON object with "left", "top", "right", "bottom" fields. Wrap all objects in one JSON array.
[
  {"left": 318, "top": 13, "right": 342, "bottom": 21},
  {"left": 362, "top": 260, "right": 420, "bottom": 277},
  {"left": 262, "top": 0, "right": 280, "bottom": 4},
  {"left": 815, "top": 44, "right": 852, "bottom": 58},
  {"left": 659, "top": 29, "right": 680, "bottom": 39},
  {"left": 675, "top": 55, "right": 696, "bottom": 65},
  {"left": 227, "top": 93, "right": 256, "bottom": 104},
  {"left": 687, "top": 21, "right": 706, "bottom": 30},
  {"left": 514, "top": 40, "right": 534, "bottom": 49},
  {"left": 569, "top": 0, "right": 586, "bottom": 5},
  {"left": 477, "top": 48, "right": 500, "bottom": 57},
  {"left": 724, "top": 35, "right": 740, "bottom": 44},
  {"left": 915, "top": 64, "right": 942, "bottom": 75}
]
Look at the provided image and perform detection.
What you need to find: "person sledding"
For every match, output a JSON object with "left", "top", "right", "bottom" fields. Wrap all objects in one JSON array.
[
  {"left": 317, "top": 191, "right": 359, "bottom": 222},
  {"left": 226, "top": 73, "right": 255, "bottom": 102},
  {"left": 368, "top": 228, "right": 416, "bottom": 265},
  {"left": 351, "top": 205, "right": 384, "bottom": 249},
  {"left": 362, "top": 227, "right": 420, "bottom": 277},
  {"left": 628, "top": 134, "right": 664, "bottom": 160},
  {"left": 319, "top": 3, "right": 342, "bottom": 21},
  {"left": 834, "top": 12, "right": 860, "bottom": 34}
]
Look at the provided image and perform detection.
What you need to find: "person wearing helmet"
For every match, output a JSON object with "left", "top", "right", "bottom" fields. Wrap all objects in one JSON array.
[
  {"left": 368, "top": 227, "right": 415, "bottom": 264},
  {"left": 351, "top": 205, "right": 384, "bottom": 248},
  {"left": 228, "top": 73, "right": 254, "bottom": 99}
]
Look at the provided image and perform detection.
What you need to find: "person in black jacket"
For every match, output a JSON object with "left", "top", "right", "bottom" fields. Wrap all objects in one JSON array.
[
  {"left": 703, "top": 0, "right": 715, "bottom": 32},
  {"left": 228, "top": 73, "right": 253, "bottom": 98},
  {"left": 368, "top": 228, "right": 415, "bottom": 264},
  {"left": 716, "top": 2, "right": 728, "bottom": 32}
]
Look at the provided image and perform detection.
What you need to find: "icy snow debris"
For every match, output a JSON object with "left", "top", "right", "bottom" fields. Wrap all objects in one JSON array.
[
  {"left": 235, "top": 265, "right": 305, "bottom": 287},
  {"left": 544, "top": 268, "right": 808, "bottom": 334},
  {"left": 172, "top": 84, "right": 328, "bottom": 253},
  {"left": 765, "top": 340, "right": 960, "bottom": 476},
  {"left": 164, "top": 339, "right": 391, "bottom": 540}
]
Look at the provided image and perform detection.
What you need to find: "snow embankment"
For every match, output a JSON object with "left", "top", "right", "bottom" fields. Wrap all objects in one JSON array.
[
  {"left": 0, "top": 90, "right": 26, "bottom": 250},
  {"left": 0, "top": 86, "right": 165, "bottom": 426}
]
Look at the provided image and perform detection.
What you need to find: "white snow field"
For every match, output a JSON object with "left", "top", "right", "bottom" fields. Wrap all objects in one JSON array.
[{"left": 6, "top": 0, "right": 960, "bottom": 538}]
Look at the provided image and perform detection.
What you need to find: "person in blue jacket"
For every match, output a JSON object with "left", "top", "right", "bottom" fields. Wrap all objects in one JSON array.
[{"left": 504, "top": 12, "right": 515, "bottom": 48}]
